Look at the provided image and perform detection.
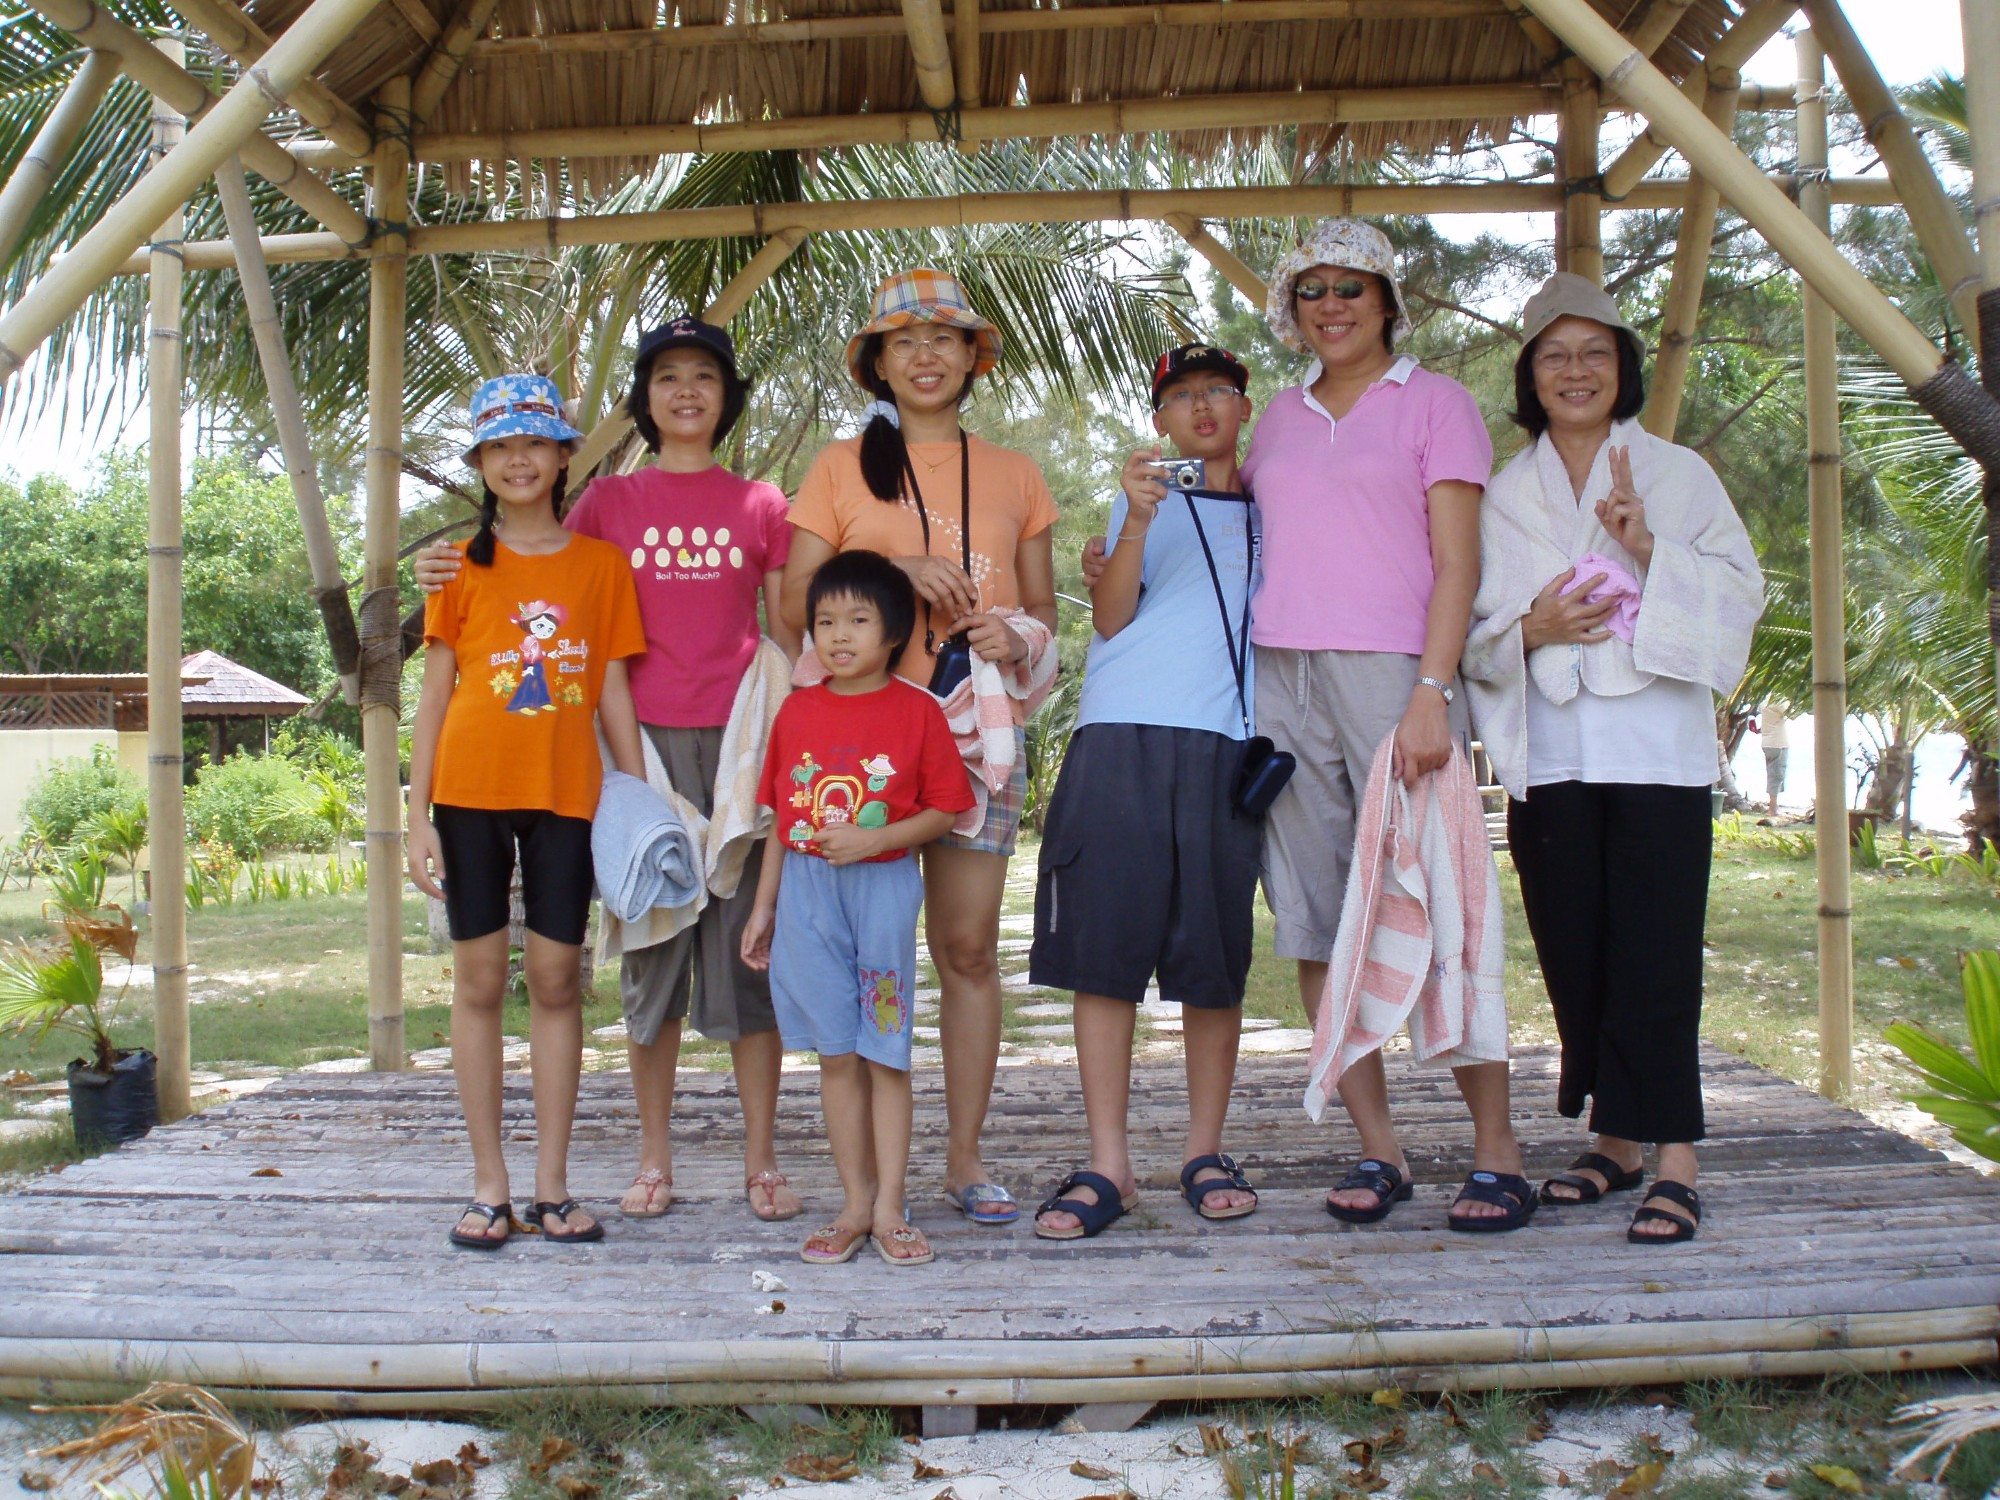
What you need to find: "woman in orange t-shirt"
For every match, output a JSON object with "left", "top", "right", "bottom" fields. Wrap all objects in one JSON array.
[
  {"left": 408, "top": 374, "right": 647, "bottom": 1251},
  {"left": 782, "top": 270, "right": 1059, "bottom": 1227}
]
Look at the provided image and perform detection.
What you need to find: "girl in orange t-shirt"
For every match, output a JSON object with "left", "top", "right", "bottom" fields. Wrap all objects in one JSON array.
[
  {"left": 781, "top": 270, "right": 1059, "bottom": 1229},
  {"left": 408, "top": 374, "right": 647, "bottom": 1251}
]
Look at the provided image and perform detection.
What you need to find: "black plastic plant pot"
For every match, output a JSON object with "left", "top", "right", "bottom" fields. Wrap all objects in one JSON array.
[{"left": 66, "top": 1048, "right": 159, "bottom": 1149}]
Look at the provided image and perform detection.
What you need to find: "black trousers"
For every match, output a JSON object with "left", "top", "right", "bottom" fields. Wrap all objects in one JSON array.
[{"left": 1506, "top": 781, "right": 1712, "bottom": 1144}]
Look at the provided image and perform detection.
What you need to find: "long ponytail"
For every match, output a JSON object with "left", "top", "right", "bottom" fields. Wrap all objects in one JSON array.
[
  {"left": 463, "top": 460, "right": 572, "bottom": 567},
  {"left": 856, "top": 334, "right": 909, "bottom": 503}
]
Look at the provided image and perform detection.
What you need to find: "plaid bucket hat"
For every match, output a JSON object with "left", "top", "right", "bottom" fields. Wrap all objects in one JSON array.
[
  {"left": 463, "top": 373, "right": 584, "bottom": 462},
  {"left": 1265, "top": 218, "right": 1414, "bottom": 355},
  {"left": 845, "top": 268, "right": 1003, "bottom": 387}
]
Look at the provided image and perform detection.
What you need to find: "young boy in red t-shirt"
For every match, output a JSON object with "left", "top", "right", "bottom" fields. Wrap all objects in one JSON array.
[{"left": 741, "top": 551, "right": 973, "bottom": 1268}]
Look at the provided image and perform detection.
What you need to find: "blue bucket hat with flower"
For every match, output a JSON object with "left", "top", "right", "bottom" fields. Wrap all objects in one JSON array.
[{"left": 463, "top": 373, "right": 585, "bottom": 463}]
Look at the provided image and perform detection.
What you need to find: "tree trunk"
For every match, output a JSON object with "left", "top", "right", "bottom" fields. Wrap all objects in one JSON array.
[
  {"left": 1960, "top": 735, "right": 2000, "bottom": 853},
  {"left": 1868, "top": 735, "right": 1912, "bottom": 820}
]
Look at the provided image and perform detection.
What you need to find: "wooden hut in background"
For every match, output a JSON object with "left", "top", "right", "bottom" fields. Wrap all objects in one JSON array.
[
  {"left": 0, "top": 0, "right": 1996, "bottom": 1129},
  {"left": 178, "top": 648, "right": 311, "bottom": 763}
]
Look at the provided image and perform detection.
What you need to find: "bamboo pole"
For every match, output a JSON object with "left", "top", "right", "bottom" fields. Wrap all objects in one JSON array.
[
  {"left": 145, "top": 40, "right": 191, "bottom": 1126},
  {"left": 167, "top": 0, "right": 374, "bottom": 163},
  {"left": 1627, "top": 0, "right": 1694, "bottom": 56},
  {"left": 1560, "top": 59, "right": 1603, "bottom": 282},
  {"left": 1805, "top": 0, "right": 1985, "bottom": 346},
  {"left": 570, "top": 230, "right": 811, "bottom": 479},
  {"left": 17, "top": 0, "right": 369, "bottom": 242},
  {"left": 106, "top": 175, "right": 1913, "bottom": 276},
  {"left": 0, "top": 0, "right": 383, "bottom": 385},
  {"left": 954, "top": 0, "right": 981, "bottom": 108},
  {"left": 411, "top": 0, "right": 504, "bottom": 126},
  {"left": 1643, "top": 70, "right": 1739, "bottom": 438},
  {"left": 1516, "top": 0, "right": 1944, "bottom": 387},
  {"left": 1963, "top": 0, "right": 2000, "bottom": 810},
  {"left": 1165, "top": 214, "right": 1269, "bottom": 305},
  {"left": 215, "top": 156, "right": 360, "bottom": 705},
  {"left": 0, "top": 50, "right": 116, "bottom": 271},
  {"left": 901, "top": 0, "right": 958, "bottom": 115},
  {"left": 363, "top": 76, "right": 410, "bottom": 1074},
  {"left": 1797, "top": 28, "right": 1855, "bottom": 1102},
  {"left": 1599, "top": 0, "right": 1796, "bottom": 202},
  {"left": 409, "top": 84, "right": 1559, "bottom": 163}
]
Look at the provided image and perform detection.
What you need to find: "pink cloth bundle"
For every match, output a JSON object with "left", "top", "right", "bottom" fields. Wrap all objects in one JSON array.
[{"left": 1559, "top": 551, "right": 1643, "bottom": 643}]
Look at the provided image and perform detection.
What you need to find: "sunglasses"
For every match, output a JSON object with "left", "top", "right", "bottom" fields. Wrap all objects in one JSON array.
[{"left": 1295, "top": 277, "right": 1373, "bottom": 302}]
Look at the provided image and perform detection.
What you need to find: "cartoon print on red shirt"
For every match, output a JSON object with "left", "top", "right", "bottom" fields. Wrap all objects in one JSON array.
[
  {"left": 495, "top": 599, "right": 587, "bottom": 715},
  {"left": 784, "top": 748, "right": 898, "bottom": 848}
]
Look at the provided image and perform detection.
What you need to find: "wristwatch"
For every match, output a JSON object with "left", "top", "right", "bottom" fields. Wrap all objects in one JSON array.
[{"left": 1416, "top": 675, "right": 1456, "bottom": 705}]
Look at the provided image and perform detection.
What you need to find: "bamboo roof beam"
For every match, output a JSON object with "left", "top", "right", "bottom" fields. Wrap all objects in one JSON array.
[
  {"left": 411, "top": 0, "right": 504, "bottom": 128},
  {"left": 1598, "top": 0, "right": 1796, "bottom": 201},
  {"left": 0, "top": 49, "right": 116, "bottom": 270},
  {"left": 1804, "top": 0, "right": 1985, "bottom": 347},
  {"left": 107, "top": 175, "right": 1911, "bottom": 275},
  {"left": 170, "top": 0, "right": 374, "bottom": 163},
  {"left": 1165, "top": 214, "right": 1268, "bottom": 305},
  {"left": 901, "top": 0, "right": 959, "bottom": 116},
  {"left": 19, "top": 0, "right": 369, "bottom": 243},
  {"left": 1559, "top": 58, "right": 1603, "bottom": 282},
  {"left": 1644, "top": 69, "right": 1738, "bottom": 438},
  {"left": 1515, "top": 0, "right": 2000, "bottom": 467},
  {"left": 1628, "top": 0, "right": 1695, "bottom": 57},
  {"left": 1498, "top": 0, "right": 1564, "bottom": 61},
  {"left": 470, "top": 0, "right": 1509, "bottom": 55}
]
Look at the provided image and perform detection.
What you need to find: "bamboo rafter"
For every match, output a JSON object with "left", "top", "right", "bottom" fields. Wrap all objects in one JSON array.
[
  {"left": 0, "top": 49, "right": 116, "bottom": 270},
  {"left": 901, "top": 0, "right": 958, "bottom": 115},
  {"left": 1166, "top": 214, "right": 1269, "bottom": 304},
  {"left": 412, "top": 0, "right": 505, "bottom": 128},
  {"left": 168, "top": 0, "right": 374, "bottom": 162}
]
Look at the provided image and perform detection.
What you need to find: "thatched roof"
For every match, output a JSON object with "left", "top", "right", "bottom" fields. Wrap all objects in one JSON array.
[{"left": 245, "top": 0, "right": 1739, "bottom": 197}]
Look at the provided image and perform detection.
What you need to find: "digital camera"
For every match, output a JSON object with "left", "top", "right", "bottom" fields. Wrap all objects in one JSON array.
[
  {"left": 928, "top": 633, "right": 974, "bottom": 697},
  {"left": 1163, "top": 457, "right": 1208, "bottom": 492}
]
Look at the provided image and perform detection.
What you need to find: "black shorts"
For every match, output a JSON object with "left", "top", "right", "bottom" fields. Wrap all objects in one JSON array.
[
  {"left": 430, "top": 804, "right": 594, "bottom": 945},
  {"left": 1028, "top": 723, "right": 1261, "bottom": 1009}
]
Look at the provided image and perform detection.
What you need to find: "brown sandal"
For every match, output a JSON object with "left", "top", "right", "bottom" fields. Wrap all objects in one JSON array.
[
  {"left": 620, "top": 1167, "right": 672, "bottom": 1217},
  {"left": 746, "top": 1169, "right": 803, "bottom": 1222}
]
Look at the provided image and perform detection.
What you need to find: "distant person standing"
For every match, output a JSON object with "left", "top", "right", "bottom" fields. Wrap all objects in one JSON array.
[{"left": 1760, "top": 705, "right": 1789, "bottom": 818}]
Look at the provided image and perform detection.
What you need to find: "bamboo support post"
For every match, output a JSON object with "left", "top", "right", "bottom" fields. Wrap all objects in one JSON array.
[
  {"left": 105, "top": 176, "right": 1911, "bottom": 277},
  {"left": 145, "top": 40, "right": 191, "bottom": 1125},
  {"left": 1643, "top": 70, "right": 1739, "bottom": 438},
  {"left": 901, "top": 0, "right": 959, "bottom": 116},
  {"left": 1599, "top": 0, "right": 1795, "bottom": 201},
  {"left": 1165, "top": 214, "right": 1269, "bottom": 305},
  {"left": 1963, "top": 0, "right": 2000, "bottom": 783},
  {"left": 169, "top": 0, "right": 374, "bottom": 162},
  {"left": 18, "top": 0, "right": 369, "bottom": 241},
  {"left": 1627, "top": 0, "right": 1694, "bottom": 56},
  {"left": 0, "top": 50, "right": 116, "bottom": 270},
  {"left": 1796, "top": 28, "right": 1855, "bottom": 1101},
  {"left": 0, "top": 0, "right": 383, "bottom": 384},
  {"left": 954, "top": 0, "right": 981, "bottom": 153},
  {"left": 1805, "top": 0, "right": 1985, "bottom": 346},
  {"left": 215, "top": 155, "right": 360, "bottom": 703},
  {"left": 1560, "top": 59, "right": 1603, "bottom": 282},
  {"left": 411, "top": 0, "right": 504, "bottom": 126},
  {"left": 363, "top": 77, "right": 410, "bottom": 1074}
]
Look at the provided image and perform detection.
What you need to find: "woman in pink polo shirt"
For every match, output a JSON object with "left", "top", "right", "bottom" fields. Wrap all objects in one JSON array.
[{"left": 1240, "top": 218, "right": 1528, "bottom": 1230}]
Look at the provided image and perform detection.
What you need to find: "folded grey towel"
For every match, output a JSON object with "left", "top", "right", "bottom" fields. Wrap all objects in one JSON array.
[{"left": 592, "top": 770, "right": 701, "bottom": 922}]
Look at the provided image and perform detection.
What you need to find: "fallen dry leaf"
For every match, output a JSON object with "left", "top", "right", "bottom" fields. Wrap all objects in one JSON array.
[
  {"left": 1558, "top": 1471, "right": 1572, "bottom": 1488},
  {"left": 1810, "top": 1464, "right": 1863, "bottom": 1493},
  {"left": 1641, "top": 1282, "right": 1668, "bottom": 1294},
  {"left": 250, "top": 1478, "right": 283, "bottom": 1494},
  {"left": 250, "top": 1167, "right": 284, "bottom": 1178},
  {"left": 410, "top": 1460, "right": 460, "bottom": 1487},
  {"left": 18, "top": 1472, "right": 53, "bottom": 1492},
  {"left": 1473, "top": 1462, "right": 1502, "bottom": 1482},
  {"left": 379, "top": 1476, "right": 410, "bottom": 1496},
  {"left": 1526, "top": 1416, "right": 1552, "bottom": 1442},
  {"left": 1767, "top": 1475, "right": 1790, "bottom": 1489},
  {"left": 1348, "top": 1470, "right": 1391, "bottom": 1493},
  {"left": 326, "top": 1441, "right": 379, "bottom": 1494},
  {"left": 526, "top": 1437, "right": 577, "bottom": 1477},
  {"left": 1071, "top": 1460, "right": 1119, "bottom": 1481},
  {"left": 1345, "top": 1439, "right": 1376, "bottom": 1466},
  {"left": 784, "top": 1455, "right": 859, "bottom": 1483},
  {"left": 1584, "top": 1459, "right": 1632, "bottom": 1483},
  {"left": 912, "top": 1458, "right": 947, "bottom": 1480},
  {"left": 3, "top": 1070, "right": 35, "bottom": 1087},
  {"left": 1635, "top": 1434, "right": 1675, "bottom": 1464},
  {"left": 1197, "top": 1424, "right": 1233, "bottom": 1455},
  {"left": 455, "top": 1443, "right": 489, "bottom": 1470},
  {"left": 1371, "top": 1389, "right": 1405, "bottom": 1409},
  {"left": 1438, "top": 1394, "right": 1465, "bottom": 1428},
  {"left": 552, "top": 1477, "right": 598, "bottom": 1500},
  {"left": 1613, "top": 1460, "right": 1667, "bottom": 1495}
]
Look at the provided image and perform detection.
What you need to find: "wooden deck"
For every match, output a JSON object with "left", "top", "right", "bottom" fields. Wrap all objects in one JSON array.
[{"left": 1, "top": 1046, "right": 1996, "bottom": 1412}]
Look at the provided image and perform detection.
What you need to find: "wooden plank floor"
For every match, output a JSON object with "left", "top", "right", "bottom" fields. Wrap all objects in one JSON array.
[{"left": 1, "top": 1046, "right": 1996, "bottom": 1408}]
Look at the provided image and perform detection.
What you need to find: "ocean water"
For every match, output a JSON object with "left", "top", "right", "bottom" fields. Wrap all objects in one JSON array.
[{"left": 1731, "top": 714, "right": 1973, "bottom": 838}]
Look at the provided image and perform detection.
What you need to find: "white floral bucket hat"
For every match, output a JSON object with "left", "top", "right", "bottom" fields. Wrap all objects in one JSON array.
[{"left": 1265, "top": 218, "right": 1414, "bottom": 354}]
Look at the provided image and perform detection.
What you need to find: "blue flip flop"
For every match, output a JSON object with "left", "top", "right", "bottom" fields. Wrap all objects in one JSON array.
[{"left": 941, "top": 1182, "right": 1021, "bottom": 1225}]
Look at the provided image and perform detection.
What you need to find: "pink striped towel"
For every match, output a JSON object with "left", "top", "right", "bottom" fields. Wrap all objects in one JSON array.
[{"left": 1302, "top": 733, "right": 1509, "bottom": 1122}]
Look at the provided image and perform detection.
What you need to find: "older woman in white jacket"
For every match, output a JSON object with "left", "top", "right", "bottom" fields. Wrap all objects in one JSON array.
[{"left": 1462, "top": 274, "right": 1764, "bottom": 1246}]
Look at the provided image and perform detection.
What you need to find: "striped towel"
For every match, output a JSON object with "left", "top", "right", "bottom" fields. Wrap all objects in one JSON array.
[
  {"left": 1302, "top": 733, "right": 1509, "bottom": 1123},
  {"left": 792, "top": 608, "right": 1059, "bottom": 838}
]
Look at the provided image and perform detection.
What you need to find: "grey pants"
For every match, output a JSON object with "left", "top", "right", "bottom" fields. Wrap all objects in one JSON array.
[{"left": 619, "top": 724, "right": 777, "bottom": 1046}]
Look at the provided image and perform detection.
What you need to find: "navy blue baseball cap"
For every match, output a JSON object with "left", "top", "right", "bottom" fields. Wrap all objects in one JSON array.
[{"left": 633, "top": 315, "right": 742, "bottom": 383}]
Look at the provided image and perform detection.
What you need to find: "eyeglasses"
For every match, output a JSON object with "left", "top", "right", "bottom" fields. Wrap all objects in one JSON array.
[
  {"left": 1295, "top": 277, "right": 1372, "bottom": 302},
  {"left": 1533, "top": 344, "right": 1619, "bottom": 372},
  {"left": 1157, "top": 382, "right": 1244, "bottom": 410},
  {"left": 882, "top": 331, "right": 969, "bottom": 360}
]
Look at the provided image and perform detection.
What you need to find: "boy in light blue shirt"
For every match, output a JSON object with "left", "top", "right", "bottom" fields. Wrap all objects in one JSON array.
[{"left": 1028, "top": 344, "right": 1264, "bottom": 1240}]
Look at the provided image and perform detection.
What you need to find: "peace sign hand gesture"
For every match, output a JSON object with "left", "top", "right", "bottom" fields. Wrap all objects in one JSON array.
[{"left": 1593, "top": 445, "right": 1654, "bottom": 569}]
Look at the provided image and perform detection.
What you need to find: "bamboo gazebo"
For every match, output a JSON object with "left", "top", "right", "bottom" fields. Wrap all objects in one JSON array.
[{"left": 1, "top": 0, "right": 1999, "bottom": 1410}]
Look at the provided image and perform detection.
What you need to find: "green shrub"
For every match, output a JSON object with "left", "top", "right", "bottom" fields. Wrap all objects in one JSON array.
[
  {"left": 20, "top": 746, "right": 144, "bottom": 848},
  {"left": 184, "top": 754, "right": 330, "bottom": 857}
]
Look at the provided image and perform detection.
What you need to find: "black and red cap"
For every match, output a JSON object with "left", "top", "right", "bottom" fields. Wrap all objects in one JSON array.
[{"left": 1150, "top": 343, "right": 1250, "bottom": 407}]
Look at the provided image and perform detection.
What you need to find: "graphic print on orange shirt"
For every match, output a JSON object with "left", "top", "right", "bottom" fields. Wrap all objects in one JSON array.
[{"left": 492, "top": 599, "right": 585, "bottom": 714}]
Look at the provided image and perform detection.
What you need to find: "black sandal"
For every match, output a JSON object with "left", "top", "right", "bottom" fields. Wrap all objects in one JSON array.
[
  {"left": 1180, "top": 1153, "right": 1258, "bottom": 1221},
  {"left": 1539, "top": 1151, "right": 1646, "bottom": 1206},
  {"left": 1034, "top": 1170, "right": 1136, "bottom": 1241},
  {"left": 1449, "top": 1171, "right": 1537, "bottom": 1233},
  {"left": 1626, "top": 1181, "right": 1701, "bottom": 1244},
  {"left": 526, "top": 1198, "right": 605, "bottom": 1244},
  {"left": 1325, "top": 1159, "right": 1412, "bottom": 1224},
  {"left": 448, "top": 1201, "right": 513, "bottom": 1250}
]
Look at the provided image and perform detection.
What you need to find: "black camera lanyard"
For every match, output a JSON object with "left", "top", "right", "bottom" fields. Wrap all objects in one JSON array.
[
  {"left": 903, "top": 429, "right": 972, "bottom": 655},
  {"left": 1180, "top": 489, "right": 1255, "bottom": 737}
]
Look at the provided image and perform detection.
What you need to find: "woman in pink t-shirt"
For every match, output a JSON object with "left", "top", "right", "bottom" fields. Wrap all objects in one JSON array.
[
  {"left": 1238, "top": 219, "right": 1529, "bottom": 1231},
  {"left": 416, "top": 318, "right": 807, "bottom": 1227}
]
